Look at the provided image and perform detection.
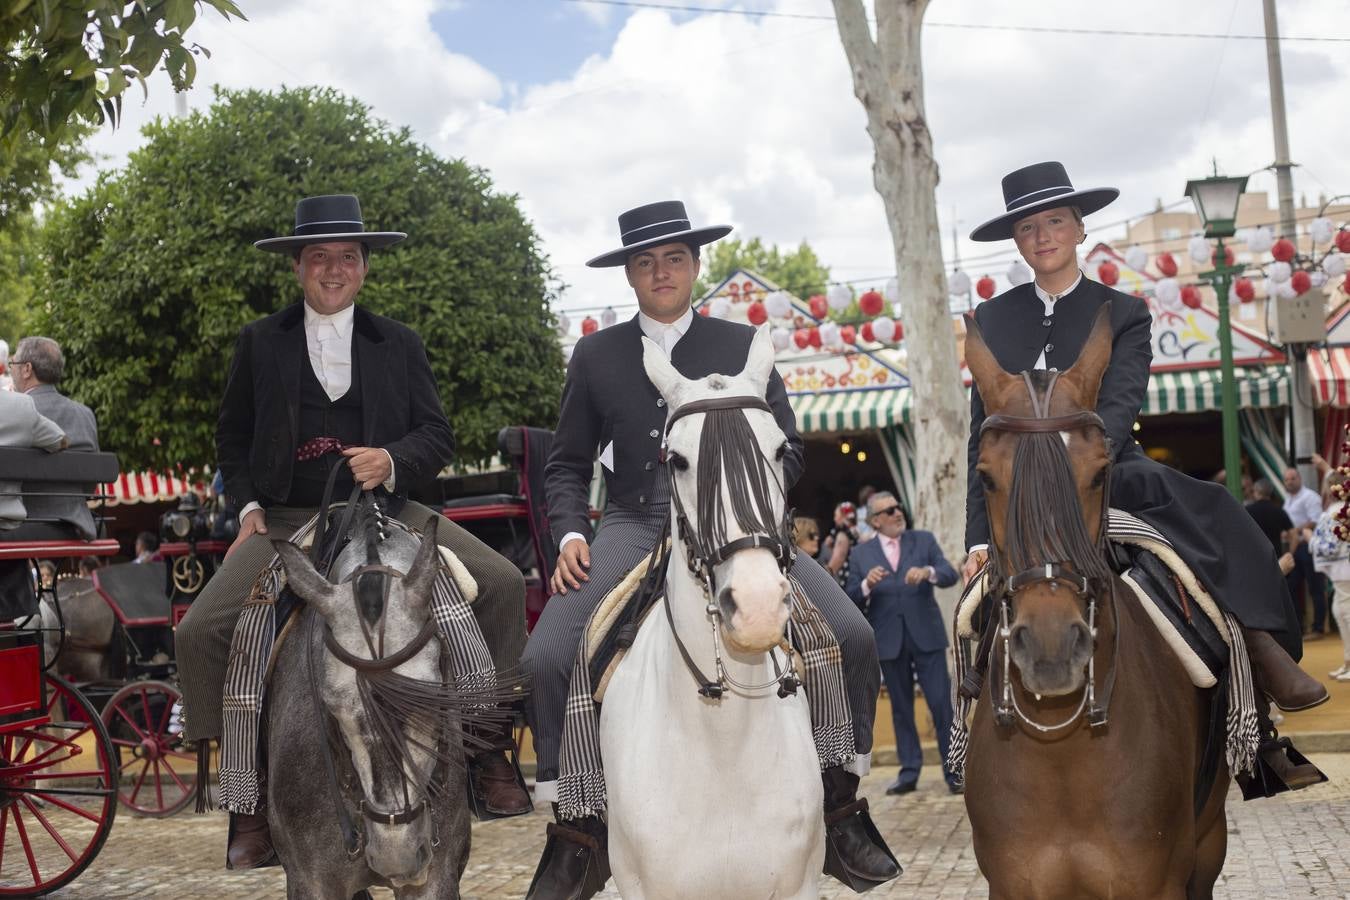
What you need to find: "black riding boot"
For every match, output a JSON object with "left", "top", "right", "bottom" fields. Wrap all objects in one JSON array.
[
  {"left": 821, "top": 765, "right": 901, "bottom": 892},
  {"left": 525, "top": 805, "right": 610, "bottom": 900}
]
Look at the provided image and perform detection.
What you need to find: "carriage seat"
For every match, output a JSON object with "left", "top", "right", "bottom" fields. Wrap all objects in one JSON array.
[
  {"left": 0, "top": 446, "right": 120, "bottom": 541},
  {"left": 92, "top": 562, "right": 171, "bottom": 628}
]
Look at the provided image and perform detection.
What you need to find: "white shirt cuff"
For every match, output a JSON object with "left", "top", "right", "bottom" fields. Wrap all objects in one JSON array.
[
  {"left": 560, "top": 532, "right": 587, "bottom": 551},
  {"left": 239, "top": 501, "right": 263, "bottom": 525},
  {"left": 379, "top": 448, "right": 396, "bottom": 491},
  {"left": 967, "top": 543, "right": 989, "bottom": 555},
  {"left": 926, "top": 565, "right": 937, "bottom": 583}
]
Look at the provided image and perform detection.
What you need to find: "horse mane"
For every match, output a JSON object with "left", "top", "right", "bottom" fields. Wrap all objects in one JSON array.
[{"left": 695, "top": 407, "right": 784, "bottom": 552}]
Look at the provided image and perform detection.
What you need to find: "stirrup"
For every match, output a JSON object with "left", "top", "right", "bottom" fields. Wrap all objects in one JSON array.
[
  {"left": 526, "top": 821, "right": 611, "bottom": 900},
  {"left": 465, "top": 745, "right": 533, "bottom": 821},
  {"left": 1237, "top": 736, "right": 1328, "bottom": 800},
  {"left": 822, "top": 797, "right": 902, "bottom": 892}
]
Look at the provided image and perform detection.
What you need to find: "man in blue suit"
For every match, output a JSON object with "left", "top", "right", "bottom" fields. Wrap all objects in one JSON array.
[{"left": 845, "top": 491, "right": 960, "bottom": 795}]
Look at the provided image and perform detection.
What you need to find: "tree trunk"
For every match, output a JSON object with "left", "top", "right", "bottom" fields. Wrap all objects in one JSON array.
[{"left": 831, "top": 0, "right": 969, "bottom": 574}]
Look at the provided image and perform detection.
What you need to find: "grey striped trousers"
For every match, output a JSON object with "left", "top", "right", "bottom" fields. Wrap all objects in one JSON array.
[
  {"left": 175, "top": 500, "right": 526, "bottom": 743},
  {"left": 521, "top": 489, "right": 879, "bottom": 782}
]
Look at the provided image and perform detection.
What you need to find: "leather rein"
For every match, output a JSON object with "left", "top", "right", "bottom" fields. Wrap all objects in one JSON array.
[
  {"left": 659, "top": 395, "right": 801, "bottom": 700},
  {"left": 979, "top": 370, "right": 1120, "bottom": 733}
]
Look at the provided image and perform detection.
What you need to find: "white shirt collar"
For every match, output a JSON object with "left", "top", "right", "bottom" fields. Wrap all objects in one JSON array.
[
  {"left": 303, "top": 302, "right": 355, "bottom": 335},
  {"left": 637, "top": 306, "right": 694, "bottom": 343},
  {"left": 1033, "top": 271, "right": 1084, "bottom": 315}
]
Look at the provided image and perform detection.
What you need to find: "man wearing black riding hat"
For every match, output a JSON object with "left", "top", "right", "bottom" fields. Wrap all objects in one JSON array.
[
  {"left": 175, "top": 194, "right": 531, "bottom": 869},
  {"left": 964, "top": 162, "right": 1328, "bottom": 787},
  {"left": 521, "top": 200, "right": 899, "bottom": 899}
]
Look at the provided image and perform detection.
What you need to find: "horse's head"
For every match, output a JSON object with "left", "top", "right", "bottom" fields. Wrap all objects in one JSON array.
[
  {"left": 643, "top": 326, "right": 793, "bottom": 654},
  {"left": 966, "top": 306, "right": 1115, "bottom": 697},
  {"left": 275, "top": 508, "right": 442, "bottom": 888}
]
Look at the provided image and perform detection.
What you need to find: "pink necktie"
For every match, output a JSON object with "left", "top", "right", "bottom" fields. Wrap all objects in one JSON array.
[{"left": 883, "top": 536, "right": 900, "bottom": 570}]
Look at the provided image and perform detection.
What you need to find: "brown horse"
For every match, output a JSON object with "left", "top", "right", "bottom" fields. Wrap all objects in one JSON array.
[{"left": 962, "top": 307, "right": 1229, "bottom": 900}]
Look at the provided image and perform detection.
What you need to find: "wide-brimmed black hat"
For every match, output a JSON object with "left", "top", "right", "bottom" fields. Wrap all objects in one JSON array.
[
  {"left": 254, "top": 194, "right": 406, "bottom": 253},
  {"left": 969, "top": 162, "right": 1118, "bottom": 243},
  {"left": 586, "top": 200, "right": 732, "bottom": 268}
]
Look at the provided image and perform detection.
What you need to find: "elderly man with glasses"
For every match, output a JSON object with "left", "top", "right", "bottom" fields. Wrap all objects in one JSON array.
[{"left": 845, "top": 491, "right": 961, "bottom": 795}]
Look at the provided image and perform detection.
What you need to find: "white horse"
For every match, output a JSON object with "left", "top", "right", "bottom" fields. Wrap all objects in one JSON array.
[{"left": 600, "top": 327, "right": 825, "bottom": 900}]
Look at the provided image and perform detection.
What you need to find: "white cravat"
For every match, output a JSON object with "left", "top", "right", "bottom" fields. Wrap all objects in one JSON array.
[
  {"left": 1031, "top": 270, "right": 1084, "bottom": 370},
  {"left": 304, "top": 303, "right": 355, "bottom": 401},
  {"left": 638, "top": 306, "right": 694, "bottom": 359}
]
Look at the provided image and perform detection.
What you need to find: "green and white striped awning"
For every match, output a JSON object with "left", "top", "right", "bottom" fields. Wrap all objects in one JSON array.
[{"left": 790, "top": 365, "right": 1289, "bottom": 434}]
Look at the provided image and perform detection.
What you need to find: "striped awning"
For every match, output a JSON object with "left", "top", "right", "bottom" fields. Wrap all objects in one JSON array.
[
  {"left": 791, "top": 365, "right": 1289, "bottom": 434},
  {"left": 1308, "top": 348, "right": 1350, "bottom": 408},
  {"left": 100, "top": 471, "right": 209, "bottom": 506}
]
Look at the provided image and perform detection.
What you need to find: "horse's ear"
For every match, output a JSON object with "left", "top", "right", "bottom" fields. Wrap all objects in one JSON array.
[
  {"left": 739, "top": 325, "right": 776, "bottom": 395},
  {"left": 1062, "top": 304, "right": 1114, "bottom": 409},
  {"left": 642, "top": 335, "right": 683, "bottom": 406},
  {"left": 402, "top": 516, "right": 442, "bottom": 612},
  {"left": 964, "top": 313, "right": 1018, "bottom": 412},
  {"left": 273, "top": 540, "right": 338, "bottom": 614}
]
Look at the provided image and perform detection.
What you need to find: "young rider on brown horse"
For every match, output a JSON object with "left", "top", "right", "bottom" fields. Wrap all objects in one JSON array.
[{"left": 963, "top": 162, "right": 1328, "bottom": 783}]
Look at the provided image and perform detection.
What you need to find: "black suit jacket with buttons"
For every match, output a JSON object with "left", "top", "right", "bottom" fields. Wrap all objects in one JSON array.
[
  {"left": 216, "top": 302, "right": 455, "bottom": 510},
  {"left": 964, "top": 279, "right": 1153, "bottom": 550},
  {"left": 545, "top": 313, "right": 805, "bottom": 546}
]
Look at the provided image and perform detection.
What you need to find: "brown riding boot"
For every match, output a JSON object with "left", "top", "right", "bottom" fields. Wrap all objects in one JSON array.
[
  {"left": 226, "top": 811, "right": 276, "bottom": 870},
  {"left": 1244, "top": 627, "right": 1329, "bottom": 712},
  {"left": 468, "top": 719, "right": 532, "bottom": 818}
]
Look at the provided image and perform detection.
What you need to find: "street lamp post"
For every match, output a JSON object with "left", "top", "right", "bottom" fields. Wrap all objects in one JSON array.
[{"left": 1185, "top": 171, "right": 1250, "bottom": 501}]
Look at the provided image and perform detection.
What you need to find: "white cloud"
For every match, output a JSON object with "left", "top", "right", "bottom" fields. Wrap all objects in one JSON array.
[{"left": 68, "top": 0, "right": 1350, "bottom": 321}]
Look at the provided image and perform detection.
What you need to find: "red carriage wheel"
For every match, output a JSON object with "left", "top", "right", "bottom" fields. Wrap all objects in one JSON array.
[
  {"left": 0, "top": 675, "right": 117, "bottom": 897},
  {"left": 100, "top": 681, "right": 197, "bottom": 818}
]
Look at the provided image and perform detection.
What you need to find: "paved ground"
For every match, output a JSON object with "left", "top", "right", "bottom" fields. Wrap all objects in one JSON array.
[{"left": 20, "top": 751, "right": 1350, "bottom": 898}]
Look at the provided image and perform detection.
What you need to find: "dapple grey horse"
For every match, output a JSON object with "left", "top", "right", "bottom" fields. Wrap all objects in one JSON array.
[{"left": 272, "top": 507, "right": 481, "bottom": 899}]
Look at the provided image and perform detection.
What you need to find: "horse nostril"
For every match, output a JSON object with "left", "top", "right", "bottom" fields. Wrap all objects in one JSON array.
[
  {"left": 1009, "top": 624, "right": 1032, "bottom": 659},
  {"left": 717, "top": 585, "right": 736, "bottom": 622}
]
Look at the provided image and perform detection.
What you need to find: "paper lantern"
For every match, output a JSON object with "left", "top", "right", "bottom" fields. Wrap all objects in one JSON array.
[
  {"left": 698, "top": 304, "right": 711, "bottom": 317},
  {"left": 884, "top": 277, "right": 900, "bottom": 302},
  {"left": 1096, "top": 261, "right": 1119, "bottom": 286},
  {"left": 1124, "top": 245, "right": 1148, "bottom": 271},
  {"left": 948, "top": 270, "right": 971, "bottom": 296},
  {"left": 808, "top": 294, "right": 828, "bottom": 319},
  {"left": 1337, "top": 230, "right": 1350, "bottom": 255},
  {"left": 1234, "top": 277, "right": 1256, "bottom": 302},
  {"left": 1276, "top": 280, "right": 1298, "bottom": 301},
  {"left": 1154, "top": 277, "right": 1180, "bottom": 305},
  {"left": 1248, "top": 226, "right": 1275, "bottom": 254},
  {"left": 858, "top": 289, "right": 884, "bottom": 317},
  {"left": 1311, "top": 271, "right": 1328, "bottom": 289},
  {"left": 872, "top": 316, "right": 896, "bottom": 343},
  {"left": 860, "top": 322, "right": 875, "bottom": 343},
  {"left": 556, "top": 312, "right": 571, "bottom": 336},
  {"left": 1188, "top": 235, "right": 1211, "bottom": 265},
  {"left": 1290, "top": 270, "right": 1312, "bottom": 295},
  {"left": 819, "top": 321, "right": 841, "bottom": 349},
  {"left": 1323, "top": 253, "right": 1346, "bottom": 278},
  {"left": 1156, "top": 252, "right": 1178, "bottom": 278},
  {"left": 562, "top": 344, "right": 574, "bottom": 363},
  {"left": 1271, "top": 238, "right": 1296, "bottom": 263},
  {"left": 1268, "top": 261, "right": 1292, "bottom": 284},
  {"left": 827, "top": 283, "right": 852, "bottom": 311},
  {"left": 893, "top": 321, "right": 904, "bottom": 342},
  {"left": 601, "top": 306, "right": 617, "bottom": 328},
  {"left": 793, "top": 329, "right": 810, "bottom": 349},
  {"left": 1007, "top": 260, "right": 1032, "bottom": 286},
  {"left": 807, "top": 327, "right": 822, "bottom": 349},
  {"left": 770, "top": 327, "right": 792, "bottom": 352},
  {"left": 747, "top": 301, "right": 767, "bottom": 326},
  {"left": 581, "top": 316, "right": 599, "bottom": 336},
  {"left": 764, "top": 290, "right": 792, "bottom": 319},
  {"left": 1310, "top": 217, "right": 1335, "bottom": 245},
  {"left": 710, "top": 296, "right": 731, "bottom": 319},
  {"left": 1212, "top": 245, "right": 1235, "bottom": 268},
  {"left": 1180, "top": 285, "right": 1202, "bottom": 309},
  {"left": 976, "top": 276, "right": 997, "bottom": 299},
  {"left": 840, "top": 325, "right": 857, "bottom": 345}
]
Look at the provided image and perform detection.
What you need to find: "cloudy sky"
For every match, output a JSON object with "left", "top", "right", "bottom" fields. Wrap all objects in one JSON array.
[{"left": 68, "top": 0, "right": 1348, "bottom": 327}]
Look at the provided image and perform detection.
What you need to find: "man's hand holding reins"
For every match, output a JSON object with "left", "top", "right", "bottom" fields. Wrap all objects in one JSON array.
[
  {"left": 962, "top": 548, "right": 989, "bottom": 583},
  {"left": 551, "top": 539, "right": 591, "bottom": 595},
  {"left": 342, "top": 446, "right": 392, "bottom": 490},
  {"left": 228, "top": 508, "right": 268, "bottom": 560}
]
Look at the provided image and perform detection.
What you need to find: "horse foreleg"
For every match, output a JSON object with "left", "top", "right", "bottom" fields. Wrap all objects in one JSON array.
[{"left": 1187, "top": 776, "right": 1230, "bottom": 900}]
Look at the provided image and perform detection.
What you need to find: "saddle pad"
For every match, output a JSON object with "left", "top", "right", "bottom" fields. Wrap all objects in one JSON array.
[{"left": 954, "top": 508, "right": 1231, "bottom": 690}]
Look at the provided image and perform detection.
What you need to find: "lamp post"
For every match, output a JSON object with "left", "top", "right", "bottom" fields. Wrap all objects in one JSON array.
[{"left": 1185, "top": 171, "right": 1250, "bottom": 500}]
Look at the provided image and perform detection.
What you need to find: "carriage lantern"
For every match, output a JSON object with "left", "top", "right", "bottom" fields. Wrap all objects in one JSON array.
[
  {"left": 1184, "top": 170, "right": 1249, "bottom": 500},
  {"left": 160, "top": 493, "right": 212, "bottom": 543}
]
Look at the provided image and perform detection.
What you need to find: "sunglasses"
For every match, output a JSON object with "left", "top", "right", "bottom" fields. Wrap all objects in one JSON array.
[{"left": 873, "top": 505, "right": 904, "bottom": 518}]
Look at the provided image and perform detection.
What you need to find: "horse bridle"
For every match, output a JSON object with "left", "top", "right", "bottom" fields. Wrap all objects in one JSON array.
[
  {"left": 979, "top": 370, "right": 1119, "bottom": 733},
  {"left": 660, "top": 395, "right": 801, "bottom": 700}
]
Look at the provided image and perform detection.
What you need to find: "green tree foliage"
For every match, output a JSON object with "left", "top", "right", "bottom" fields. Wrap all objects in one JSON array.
[
  {"left": 1, "top": 0, "right": 243, "bottom": 148},
  {"left": 694, "top": 236, "right": 831, "bottom": 300},
  {"left": 33, "top": 86, "right": 563, "bottom": 471}
]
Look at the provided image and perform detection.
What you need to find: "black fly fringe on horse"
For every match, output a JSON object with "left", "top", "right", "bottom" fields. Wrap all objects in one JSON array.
[
  {"left": 1000, "top": 431, "right": 1112, "bottom": 587},
  {"left": 696, "top": 407, "right": 787, "bottom": 553},
  {"left": 354, "top": 665, "right": 523, "bottom": 795}
]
